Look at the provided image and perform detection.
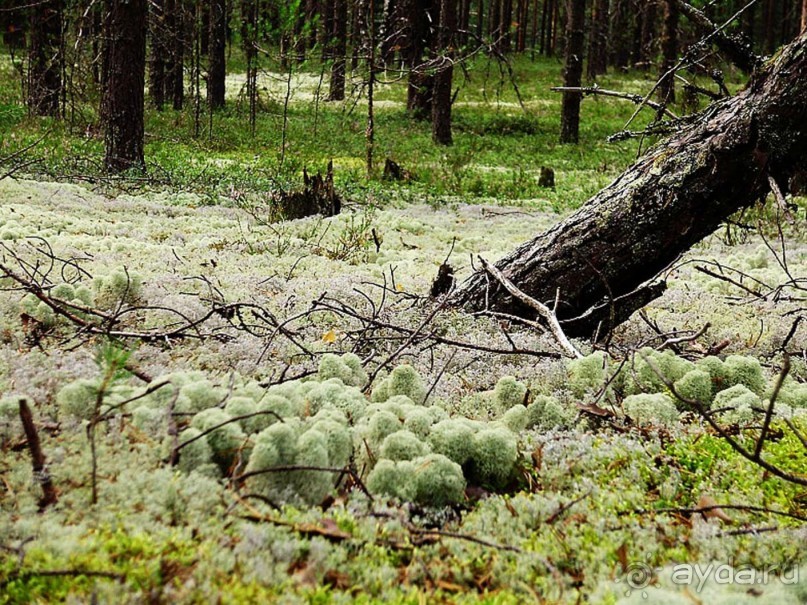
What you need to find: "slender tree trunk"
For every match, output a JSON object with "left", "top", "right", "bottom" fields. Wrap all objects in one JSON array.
[
  {"left": 610, "top": 0, "right": 632, "bottom": 69},
  {"left": 559, "top": 0, "right": 585, "bottom": 143},
  {"left": 586, "top": 0, "right": 609, "bottom": 79},
  {"left": 149, "top": 0, "right": 167, "bottom": 109},
  {"left": 432, "top": 0, "right": 456, "bottom": 145},
  {"left": 638, "top": 0, "right": 658, "bottom": 69},
  {"left": 102, "top": 0, "right": 147, "bottom": 173},
  {"left": 28, "top": 0, "right": 63, "bottom": 117},
  {"left": 167, "top": 0, "right": 186, "bottom": 110},
  {"left": 208, "top": 0, "right": 226, "bottom": 109},
  {"left": 328, "top": 0, "right": 347, "bottom": 100},
  {"left": 500, "top": 0, "right": 513, "bottom": 52},
  {"left": 801, "top": 0, "right": 807, "bottom": 34},
  {"left": 451, "top": 35, "right": 807, "bottom": 338},
  {"left": 658, "top": 0, "right": 678, "bottom": 103},
  {"left": 406, "top": 0, "right": 436, "bottom": 118}
]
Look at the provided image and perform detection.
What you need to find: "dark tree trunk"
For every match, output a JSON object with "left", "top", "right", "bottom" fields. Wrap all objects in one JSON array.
[
  {"left": 406, "top": 0, "right": 436, "bottom": 118},
  {"left": 149, "top": 0, "right": 167, "bottom": 109},
  {"left": 489, "top": 0, "right": 501, "bottom": 47},
  {"left": 208, "top": 0, "right": 226, "bottom": 109},
  {"left": 328, "top": 0, "right": 347, "bottom": 100},
  {"left": 500, "top": 0, "right": 513, "bottom": 52},
  {"left": 764, "top": 0, "right": 776, "bottom": 54},
  {"left": 638, "top": 0, "right": 658, "bottom": 69},
  {"left": 658, "top": 0, "right": 678, "bottom": 103},
  {"left": 102, "top": 0, "right": 147, "bottom": 173},
  {"left": 167, "top": 0, "right": 186, "bottom": 110},
  {"left": 450, "top": 34, "right": 807, "bottom": 338},
  {"left": 586, "top": 0, "right": 609, "bottom": 79},
  {"left": 610, "top": 0, "right": 631, "bottom": 70},
  {"left": 28, "top": 0, "right": 63, "bottom": 117},
  {"left": 559, "top": 0, "right": 585, "bottom": 143},
  {"left": 432, "top": 0, "right": 456, "bottom": 145}
]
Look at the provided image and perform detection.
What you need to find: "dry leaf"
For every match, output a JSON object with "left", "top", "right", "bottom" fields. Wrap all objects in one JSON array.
[
  {"left": 697, "top": 495, "right": 733, "bottom": 524},
  {"left": 321, "top": 329, "right": 339, "bottom": 343}
]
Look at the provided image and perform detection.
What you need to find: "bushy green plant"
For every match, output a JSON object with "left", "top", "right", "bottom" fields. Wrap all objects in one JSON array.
[
  {"left": 428, "top": 419, "right": 477, "bottom": 465},
  {"left": 366, "top": 459, "right": 417, "bottom": 501},
  {"left": 293, "top": 429, "right": 333, "bottom": 504},
  {"left": 493, "top": 376, "right": 528, "bottom": 414},
  {"left": 673, "top": 369, "right": 714, "bottom": 408},
  {"left": 379, "top": 429, "right": 430, "bottom": 461},
  {"left": 403, "top": 408, "right": 434, "bottom": 438},
  {"left": 93, "top": 269, "right": 143, "bottom": 309},
  {"left": 525, "top": 394, "right": 573, "bottom": 430},
  {"left": 304, "top": 378, "right": 367, "bottom": 420},
  {"left": 468, "top": 427, "right": 519, "bottom": 488},
  {"left": 623, "top": 348, "right": 695, "bottom": 396},
  {"left": 412, "top": 454, "right": 466, "bottom": 506},
  {"left": 308, "top": 418, "right": 353, "bottom": 467},
  {"left": 177, "top": 427, "right": 218, "bottom": 477},
  {"left": 56, "top": 378, "right": 101, "bottom": 420},
  {"left": 695, "top": 356, "right": 731, "bottom": 396},
  {"left": 317, "top": 352, "right": 368, "bottom": 387},
  {"left": 568, "top": 351, "right": 608, "bottom": 398},
  {"left": 723, "top": 355, "right": 766, "bottom": 396},
  {"left": 372, "top": 364, "right": 427, "bottom": 404},
  {"left": 224, "top": 396, "right": 263, "bottom": 433},
  {"left": 502, "top": 405, "right": 528, "bottom": 431},
  {"left": 191, "top": 408, "right": 246, "bottom": 468},
  {"left": 622, "top": 393, "right": 679, "bottom": 427},
  {"left": 176, "top": 380, "right": 226, "bottom": 414}
]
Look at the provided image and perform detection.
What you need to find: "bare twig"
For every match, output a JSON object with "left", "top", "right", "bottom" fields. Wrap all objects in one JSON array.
[
  {"left": 479, "top": 257, "right": 582, "bottom": 359},
  {"left": 18, "top": 398, "right": 58, "bottom": 511}
]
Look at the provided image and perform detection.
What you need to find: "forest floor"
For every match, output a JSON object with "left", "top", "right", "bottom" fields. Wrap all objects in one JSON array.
[{"left": 1, "top": 53, "right": 806, "bottom": 604}]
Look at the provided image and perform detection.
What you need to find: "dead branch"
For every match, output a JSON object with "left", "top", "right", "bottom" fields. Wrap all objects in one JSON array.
[
  {"left": 479, "top": 257, "right": 582, "bottom": 359},
  {"left": 18, "top": 398, "right": 58, "bottom": 511},
  {"left": 550, "top": 86, "right": 677, "bottom": 119}
]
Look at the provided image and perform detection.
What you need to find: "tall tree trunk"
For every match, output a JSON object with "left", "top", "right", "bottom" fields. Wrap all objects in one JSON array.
[
  {"left": 450, "top": 34, "right": 807, "bottom": 338},
  {"left": 801, "top": 0, "right": 807, "bottom": 34},
  {"left": 406, "top": 0, "right": 436, "bottom": 118},
  {"left": 149, "top": 0, "right": 167, "bottom": 109},
  {"left": 208, "top": 0, "right": 226, "bottom": 109},
  {"left": 167, "top": 0, "right": 186, "bottom": 110},
  {"left": 28, "top": 0, "right": 63, "bottom": 117},
  {"left": 610, "top": 0, "right": 631, "bottom": 70},
  {"left": 559, "top": 0, "right": 585, "bottom": 143},
  {"left": 658, "top": 0, "right": 678, "bottom": 103},
  {"left": 500, "top": 0, "right": 513, "bottom": 52},
  {"left": 328, "top": 0, "right": 347, "bottom": 100},
  {"left": 102, "top": 0, "right": 147, "bottom": 173},
  {"left": 432, "top": 0, "right": 455, "bottom": 145},
  {"left": 586, "top": 0, "right": 609, "bottom": 79},
  {"left": 638, "top": 0, "right": 658, "bottom": 69}
]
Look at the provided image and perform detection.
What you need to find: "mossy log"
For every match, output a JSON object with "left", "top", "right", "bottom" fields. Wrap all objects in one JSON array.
[{"left": 450, "top": 34, "right": 807, "bottom": 338}]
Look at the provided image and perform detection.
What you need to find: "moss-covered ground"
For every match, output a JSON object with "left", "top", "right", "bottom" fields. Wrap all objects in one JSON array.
[{"left": 1, "top": 50, "right": 806, "bottom": 604}]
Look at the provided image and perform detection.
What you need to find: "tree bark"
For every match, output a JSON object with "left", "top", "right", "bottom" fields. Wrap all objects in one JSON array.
[
  {"left": 328, "top": 0, "right": 348, "bottom": 100},
  {"left": 208, "top": 0, "right": 226, "bottom": 109},
  {"left": 102, "top": 0, "right": 147, "bottom": 173},
  {"left": 28, "top": 0, "right": 63, "bottom": 117},
  {"left": 432, "top": 0, "right": 456, "bottom": 145},
  {"left": 450, "top": 34, "right": 807, "bottom": 338},
  {"left": 149, "top": 0, "right": 167, "bottom": 109},
  {"left": 586, "top": 0, "right": 609, "bottom": 79},
  {"left": 801, "top": 0, "right": 807, "bottom": 34},
  {"left": 658, "top": 0, "right": 678, "bottom": 103},
  {"left": 559, "top": 0, "right": 586, "bottom": 143}
]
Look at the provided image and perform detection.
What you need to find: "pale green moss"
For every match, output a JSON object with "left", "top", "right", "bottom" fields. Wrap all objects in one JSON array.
[
  {"left": 623, "top": 348, "right": 695, "bottom": 396},
  {"left": 224, "top": 396, "right": 263, "bottom": 433},
  {"left": 428, "top": 419, "right": 477, "bottom": 465},
  {"left": 469, "top": 427, "right": 519, "bottom": 487},
  {"left": 307, "top": 419, "right": 352, "bottom": 467},
  {"left": 191, "top": 408, "right": 246, "bottom": 467},
  {"left": 695, "top": 356, "right": 731, "bottom": 396},
  {"left": 493, "top": 376, "right": 528, "bottom": 414},
  {"left": 525, "top": 394, "right": 573, "bottom": 430},
  {"left": 317, "top": 352, "right": 368, "bottom": 388},
  {"left": 380, "top": 429, "right": 430, "bottom": 461},
  {"left": 412, "top": 454, "right": 466, "bottom": 506},
  {"left": 674, "top": 369, "right": 713, "bottom": 408},
  {"left": 723, "top": 355, "right": 766, "bottom": 396},
  {"left": 623, "top": 393, "right": 679, "bottom": 427},
  {"left": 56, "top": 378, "right": 101, "bottom": 420},
  {"left": 568, "top": 351, "right": 609, "bottom": 398},
  {"left": 366, "top": 459, "right": 417, "bottom": 501},
  {"left": 502, "top": 405, "right": 528, "bottom": 432},
  {"left": 374, "top": 364, "right": 427, "bottom": 404},
  {"left": 403, "top": 408, "right": 434, "bottom": 438},
  {"left": 93, "top": 269, "right": 143, "bottom": 309},
  {"left": 177, "top": 427, "right": 217, "bottom": 477}
]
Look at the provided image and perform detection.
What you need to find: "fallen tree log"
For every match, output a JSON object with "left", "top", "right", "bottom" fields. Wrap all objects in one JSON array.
[{"left": 450, "top": 34, "right": 807, "bottom": 339}]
